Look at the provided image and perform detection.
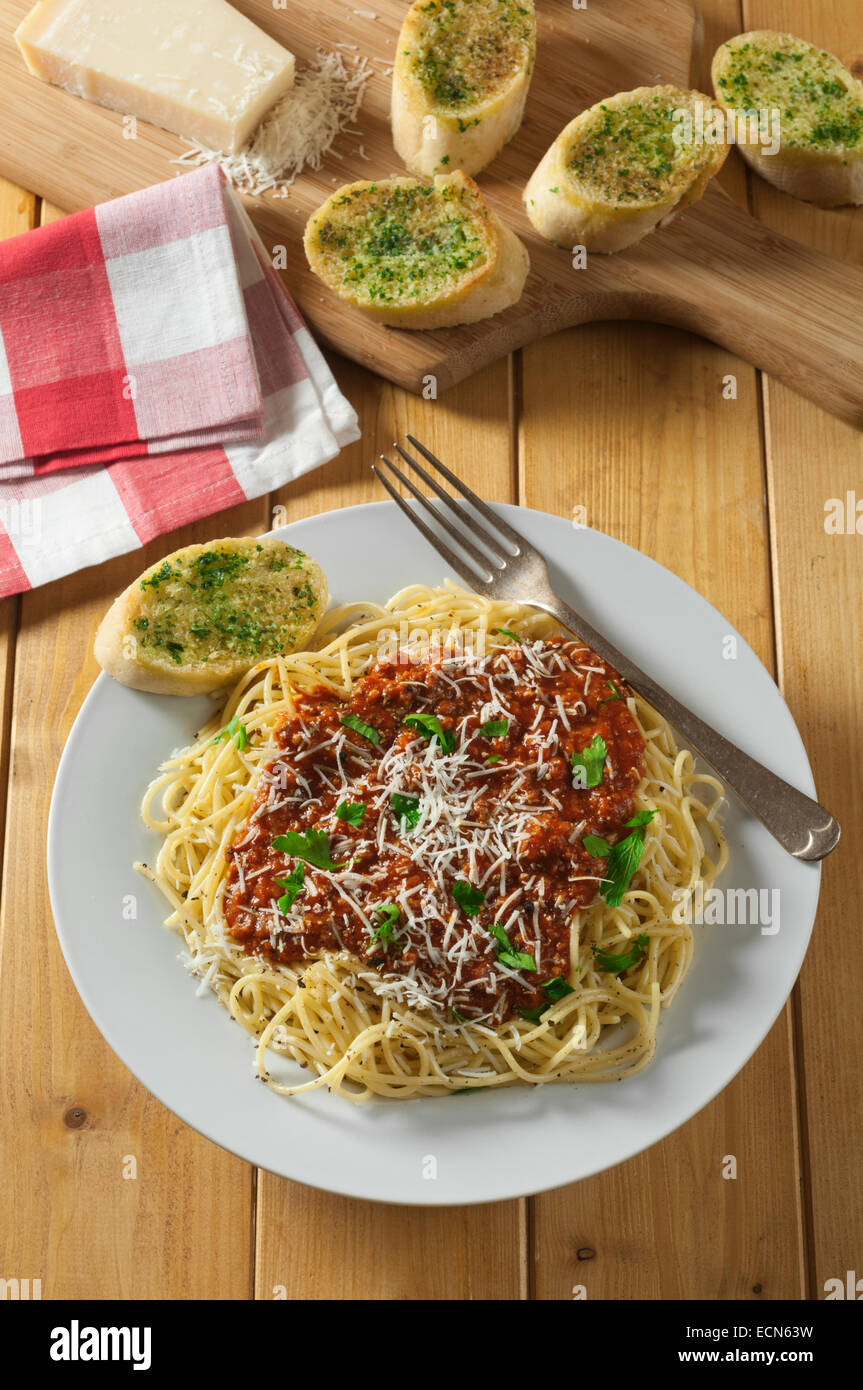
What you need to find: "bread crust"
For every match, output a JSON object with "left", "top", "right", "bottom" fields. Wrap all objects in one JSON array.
[
  {"left": 524, "top": 85, "right": 729, "bottom": 253},
  {"left": 712, "top": 31, "right": 863, "bottom": 207},
  {"left": 94, "top": 537, "right": 328, "bottom": 696},
  {"left": 392, "top": 0, "right": 536, "bottom": 177},
  {"left": 304, "top": 172, "right": 529, "bottom": 328}
]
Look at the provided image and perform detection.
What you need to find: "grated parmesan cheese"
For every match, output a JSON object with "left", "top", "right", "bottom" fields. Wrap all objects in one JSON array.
[{"left": 174, "top": 48, "right": 371, "bottom": 198}]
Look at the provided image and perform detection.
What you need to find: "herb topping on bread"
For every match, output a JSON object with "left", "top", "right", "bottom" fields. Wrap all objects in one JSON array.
[
  {"left": 94, "top": 538, "right": 328, "bottom": 696},
  {"left": 304, "top": 172, "right": 529, "bottom": 327},
  {"left": 524, "top": 86, "right": 729, "bottom": 253},
  {"left": 712, "top": 31, "right": 863, "bottom": 206},
  {"left": 393, "top": 0, "right": 535, "bottom": 176}
]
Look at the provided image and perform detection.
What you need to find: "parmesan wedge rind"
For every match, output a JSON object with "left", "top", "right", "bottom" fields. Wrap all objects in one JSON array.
[
  {"left": 524, "top": 85, "right": 729, "bottom": 254},
  {"left": 712, "top": 31, "right": 863, "bottom": 206},
  {"left": 303, "top": 172, "right": 529, "bottom": 329},
  {"left": 392, "top": 0, "right": 536, "bottom": 177},
  {"left": 94, "top": 538, "right": 328, "bottom": 696}
]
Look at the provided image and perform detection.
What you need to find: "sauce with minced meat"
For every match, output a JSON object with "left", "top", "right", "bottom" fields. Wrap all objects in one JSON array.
[{"left": 223, "top": 638, "right": 645, "bottom": 1022}]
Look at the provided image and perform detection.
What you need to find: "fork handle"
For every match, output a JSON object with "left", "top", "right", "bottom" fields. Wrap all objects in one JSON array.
[{"left": 534, "top": 596, "right": 840, "bottom": 862}]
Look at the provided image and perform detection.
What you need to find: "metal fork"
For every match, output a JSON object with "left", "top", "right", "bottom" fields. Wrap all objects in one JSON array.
[{"left": 373, "top": 436, "right": 840, "bottom": 862}]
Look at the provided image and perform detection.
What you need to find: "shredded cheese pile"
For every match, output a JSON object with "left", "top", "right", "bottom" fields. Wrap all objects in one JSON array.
[{"left": 174, "top": 48, "right": 371, "bottom": 197}]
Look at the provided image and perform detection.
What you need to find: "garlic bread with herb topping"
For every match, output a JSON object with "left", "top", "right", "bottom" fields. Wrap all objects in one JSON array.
[
  {"left": 303, "top": 172, "right": 529, "bottom": 328},
  {"left": 712, "top": 31, "right": 863, "bottom": 206},
  {"left": 94, "top": 538, "right": 328, "bottom": 696},
  {"left": 524, "top": 86, "right": 729, "bottom": 254},
  {"left": 392, "top": 0, "right": 536, "bottom": 177}
]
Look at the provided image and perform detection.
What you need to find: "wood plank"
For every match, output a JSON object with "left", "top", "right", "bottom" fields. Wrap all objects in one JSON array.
[
  {"left": 253, "top": 352, "right": 525, "bottom": 1301},
  {"left": 0, "top": 176, "right": 36, "bottom": 884},
  {"left": 741, "top": 0, "right": 863, "bottom": 1302},
  {"left": 0, "top": 199, "right": 267, "bottom": 1300},
  {"left": 0, "top": 174, "right": 36, "bottom": 238},
  {"left": 2, "top": 3, "right": 862, "bottom": 417},
  {"left": 258, "top": 1183, "right": 524, "bottom": 1301},
  {"left": 520, "top": 0, "right": 804, "bottom": 1303}
]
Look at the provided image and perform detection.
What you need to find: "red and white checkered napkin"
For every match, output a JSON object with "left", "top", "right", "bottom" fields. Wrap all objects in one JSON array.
[{"left": 0, "top": 165, "right": 359, "bottom": 598}]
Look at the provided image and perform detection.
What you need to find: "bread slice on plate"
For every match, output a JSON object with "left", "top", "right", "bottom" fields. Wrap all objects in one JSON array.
[
  {"left": 94, "top": 538, "right": 328, "bottom": 696},
  {"left": 392, "top": 0, "right": 536, "bottom": 177},
  {"left": 303, "top": 171, "right": 529, "bottom": 328},
  {"left": 712, "top": 31, "right": 863, "bottom": 206},
  {"left": 524, "top": 85, "right": 729, "bottom": 253}
]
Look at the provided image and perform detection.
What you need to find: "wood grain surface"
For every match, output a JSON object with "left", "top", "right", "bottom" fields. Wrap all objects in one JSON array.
[
  {"left": 0, "top": 0, "right": 861, "bottom": 1301},
  {"left": 1, "top": 0, "right": 863, "bottom": 421}
]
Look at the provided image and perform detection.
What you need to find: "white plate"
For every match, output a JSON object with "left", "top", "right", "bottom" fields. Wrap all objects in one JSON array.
[{"left": 48, "top": 502, "right": 821, "bottom": 1205}]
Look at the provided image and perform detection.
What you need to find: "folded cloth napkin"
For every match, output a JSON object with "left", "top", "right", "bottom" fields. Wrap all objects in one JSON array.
[{"left": 0, "top": 164, "right": 359, "bottom": 598}]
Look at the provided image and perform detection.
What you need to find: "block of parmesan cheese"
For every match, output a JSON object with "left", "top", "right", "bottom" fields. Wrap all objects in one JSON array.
[{"left": 15, "top": 0, "right": 296, "bottom": 154}]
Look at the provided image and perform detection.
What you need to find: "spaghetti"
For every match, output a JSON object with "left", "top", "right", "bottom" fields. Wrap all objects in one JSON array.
[{"left": 139, "top": 584, "right": 727, "bottom": 1101}]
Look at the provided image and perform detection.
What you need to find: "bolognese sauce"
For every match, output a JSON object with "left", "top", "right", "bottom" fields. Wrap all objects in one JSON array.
[{"left": 223, "top": 637, "right": 645, "bottom": 1023}]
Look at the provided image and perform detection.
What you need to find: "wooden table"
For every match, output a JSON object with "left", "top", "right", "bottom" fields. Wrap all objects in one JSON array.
[{"left": 1, "top": 0, "right": 860, "bottom": 1302}]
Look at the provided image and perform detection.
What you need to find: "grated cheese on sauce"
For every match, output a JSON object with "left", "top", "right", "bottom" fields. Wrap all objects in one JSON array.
[{"left": 223, "top": 640, "right": 646, "bottom": 1025}]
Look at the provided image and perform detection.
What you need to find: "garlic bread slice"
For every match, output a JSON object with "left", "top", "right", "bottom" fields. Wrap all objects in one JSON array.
[
  {"left": 392, "top": 0, "right": 536, "bottom": 177},
  {"left": 94, "top": 538, "right": 328, "bottom": 696},
  {"left": 712, "top": 31, "right": 863, "bottom": 206},
  {"left": 303, "top": 172, "right": 529, "bottom": 328},
  {"left": 524, "top": 86, "right": 729, "bottom": 253}
]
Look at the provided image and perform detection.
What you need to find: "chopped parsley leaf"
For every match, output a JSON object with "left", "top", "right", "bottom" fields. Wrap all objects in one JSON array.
[
  {"left": 480, "top": 718, "right": 509, "bottom": 737},
  {"left": 340, "top": 713, "right": 380, "bottom": 745},
  {"left": 140, "top": 559, "right": 172, "bottom": 591},
  {"left": 583, "top": 833, "right": 612, "bottom": 857},
  {"left": 571, "top": 734, "right": 607, "bottom": 789},
  {"left": 599, "top": 680, "right": 623, "bottom": 705},
  {"left": 452, "top": 880, "right": 484, "bottom": 917},
  {"left": 519, "top": 1003, "right": 547, "bottom": 1023},
  {"left": 211, "top": 714, "right": 248, "bottom": 752},
  {"left": 276, "top": 862, "right": 305, "bottom": 915},
  {"left": 335, "top": 801, "right": 366, "bottom": 827},
  {"left": 404, "top": 712, "right": 455, "bottom": 753},
  {"left": 391, "top": 792, "right": 421, "bottom": 829},
  {"left": 599, "top": 811, "right": 657, "bottom": 906},
  {"left": 489, "top": 920, "right": 537, "bottom": 973},
  {"left": 369, "top": 903, "right": 401, "bottom": 947},
  {"left": 272, "top": 828, "right": 344, "bottom": 872},
  {"left": 592, "top": 932, "right": 649, "bottom": 973},
  {"left": 544, "top": 975, "right": 575, "bottom": 1002},
  {"left": 519, "top": 974, "right": 575, "bottom": 1022}
]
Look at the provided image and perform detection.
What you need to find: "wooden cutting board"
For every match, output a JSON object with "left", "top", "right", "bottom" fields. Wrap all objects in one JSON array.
[{"left": 2, "top": 0, "right": 863, "bottom": 424}]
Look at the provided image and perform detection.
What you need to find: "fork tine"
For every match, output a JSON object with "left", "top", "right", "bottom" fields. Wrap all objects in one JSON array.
[
  {"left": 393, "top": 441, "right": 511, "bottom": 565},
  {"left": 373, "top": 461, "right": 494, "bottom": 592},
  {"left": 377, "top": 453, "right": 504, "bottom": 582},
  {"left": 405, "top": 434, "right": 533, "bottom": 554}
]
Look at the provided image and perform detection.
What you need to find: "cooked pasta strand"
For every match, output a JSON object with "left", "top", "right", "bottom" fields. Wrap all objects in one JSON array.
[{"left": 139, "top": 585, "right": 726, "bottom": 1100}]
